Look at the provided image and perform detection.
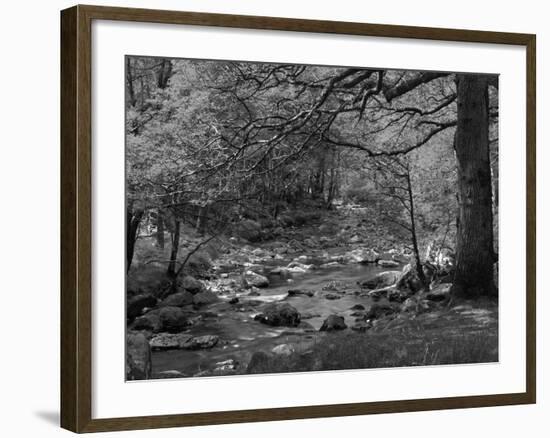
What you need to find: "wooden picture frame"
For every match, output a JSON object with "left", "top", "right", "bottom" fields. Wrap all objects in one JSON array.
[{"left": 60, "top": 4, "right": 536, "bottom": 433}]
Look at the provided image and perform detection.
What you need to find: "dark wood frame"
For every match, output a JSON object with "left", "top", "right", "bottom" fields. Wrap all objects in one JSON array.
[{"left": 61, "top": 4, "right": 536, "bottom": 433}]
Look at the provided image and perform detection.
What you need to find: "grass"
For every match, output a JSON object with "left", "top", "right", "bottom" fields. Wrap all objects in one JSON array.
[{"left": 245, "top": 329, "right": 498, "bottom": 375}]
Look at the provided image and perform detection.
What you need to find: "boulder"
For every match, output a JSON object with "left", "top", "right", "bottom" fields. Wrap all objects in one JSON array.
[
  {"left": 324, "top": 293, "right": 341, "bottom": 300},
  {"left": 271, "top": 344, "right": 295, "bottom": 356},
  {"left": 158, "top": 291, "right": 193, "bottom": 307},
  {"left": 346, "top": 248, "right": 379, "bottom": 264},
  {"left": 272, "top": 247, "right": 287, "bottom": 255},
  {"left": 149, "top": 333, "right": 219, "bottom": 350},
  {"left": 181, "top": 276, "right": 205, "bottom": 294},
  {"left": 182, "top": 335, "right": 219, "bottom": 350},
  {"left": 149, "top": 333, "right": 193, "bottom": 351},
  {"left": 396, "top": 263, "right": 426, "bottom": 293},
  {"left": 287, "top": 289, "right": 314, "bottom": 298},
  {"left": 322, "top": 280, "right": 347, "bottom": 291},
  {"left": 391, "top": 253, "right": 410, "bottom": 264},
  {"left": 387, "top": 287, "right": 414, "bottom": 303},
  {"left": 364, "top": 303, "right": 400, "bottom": 320},
  {"left": 367, "top": 286, "right": 394, "bottom": 300},
  {"left": 303, "top": 237, "right": 318, "bottom": 248},
  {"left": 360, "top": 271, "right": 401, "bottom": 289},
  {"left": 235, "top": 219, "right": 262, "bottom": 242},
  {"left": 287, "top": 261, "right": 314, "bottom": 271},
  {"left": 251, "top": 248, "right": 266, "bottom": 257},
  {"left": 285, "top": 266, "right": 308, "bottom": 274},
  {"left": 350, "top": 304, "right": 365, "bottom": 311},
  {"left": 269, "top": 266, "right": 289, "bottom": 276},
  {"left": 158, "top": 306, "right": 190, "bottom": 333},
  {"left": 425, "top": 283, "right": 452, "bottom": 302},
  {"left": 213, "top": 359, "right": 238, "bottom": 374},
  {"left": 255, "top": 303, "right": 301, "bottom": 327},
  {"left": 349, "top": 235, "right": 362, "bottom": 244},
  {"left": 243, "top": 263, "right": 265, "bottom": 274},
  {"left": 193, "top": 290, "right": 219, "bottom": 306},
  {"left": 127, "top": 294, "right": 157, "bottom": 321},
  {"left": 132, "top": 310, "right": 162, "bottom": 332},
  {"left": 319, "top": 315, "right": 347, "bottom": 331},
  {"left": 297, "top": 321, "right": 315, "bottom": 331},
  {"left": 242, "top": 270, "right": 269, "bottom": 288},
  {"left": 378, "top": 259, "right": 400, "bottom": 268},
  {"left": 126, "top": 332, "right": 152, "bottom": 380}
]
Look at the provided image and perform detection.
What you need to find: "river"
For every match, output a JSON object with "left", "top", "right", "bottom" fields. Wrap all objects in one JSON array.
[{"left": 151, "top": 260, "right": 388, "bottom": 378}]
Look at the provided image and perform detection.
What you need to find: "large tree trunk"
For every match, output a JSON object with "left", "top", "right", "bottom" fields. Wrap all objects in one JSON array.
[
  {"left": 156, "top": 59, "right": 173, "bottom": 89},
  {"left": 167, "top": 218, "right": 181, "bottom": 278},
  {"left": 126, "top": 57, "right": 136, "bottom": 107},
  {"left": 126, "top": 209, "right": 144, "bottom": 273},
  {"left": 405, "top": 167, "right": 428, "bottom": 289},
  {"left": 195, "top": 206, "right": 208, "bottom": 235},
  {"left": 452, "top": 74, "right": 495, "bottom": 297},
  {"left": 155, "top": 209, "right": 165, "bottom": 249}
]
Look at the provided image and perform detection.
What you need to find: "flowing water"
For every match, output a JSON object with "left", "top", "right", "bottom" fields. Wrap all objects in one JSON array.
[{"left": 152, "top": 261, "right": 390, "bottom": 378}]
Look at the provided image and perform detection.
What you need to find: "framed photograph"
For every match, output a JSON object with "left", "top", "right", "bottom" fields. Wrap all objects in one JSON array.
[{"left": 60, "top": 4, "right": 536, "bottom": 433}]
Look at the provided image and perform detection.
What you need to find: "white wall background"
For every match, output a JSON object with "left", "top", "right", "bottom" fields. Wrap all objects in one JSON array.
[{"left": 0, "top": 0, "right": 545, "bottom": 436}]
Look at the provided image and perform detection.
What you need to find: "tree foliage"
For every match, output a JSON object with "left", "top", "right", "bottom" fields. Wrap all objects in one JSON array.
[{"left": 125, "top": 56, "right": 499, "bottom": 296}]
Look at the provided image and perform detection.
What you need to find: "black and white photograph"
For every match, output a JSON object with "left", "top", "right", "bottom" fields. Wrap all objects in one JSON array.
[
  {"left": 0, "top": 0, "right": 544, "bottom": 435},
  {"left": 125, "top": 56, "right": 499, "bottom": 380}
]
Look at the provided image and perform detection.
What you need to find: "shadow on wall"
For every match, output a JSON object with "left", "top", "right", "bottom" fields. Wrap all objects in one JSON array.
[{"left": 34, "top": 411, "right": 59, "bottom": 427}]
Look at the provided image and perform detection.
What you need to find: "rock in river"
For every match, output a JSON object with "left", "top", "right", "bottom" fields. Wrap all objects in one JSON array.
[
  {"left": 324, "top": 293, "right": 342, "bottom": 300},
  {"left": 378, "top": 259, "right": 400, "bottom": 268},
  {"left": 387, "top": 287, "right": 414, "bottom": 303},
  {"left": 287, "top": 261, "right": 315, "bottom": 271},
  {"left": 150, "top": 333, "right": 193, "bottom": 350},
  {"left": 425, "top": 283, "right": 452, "bottom": 302},
  {"left": 158, "top": 306, "right": 191, "bottom": 332},
  {"left": 150, "top": 333, "right": 219, "bottom": 350},
  {"left": 213, "top": 359, "right": 238, "bottom": 374},
  {"left": 158, "top": 291, "right": 194, "bottom": 307},
  {"left": 360, "top": 271, "right": 401, "bottom": 289},
  {"left": 126, "top": 332, "right": 152, "bottom": 380},
  {"left": 346, "top": 248, "right": 379, "bottom": 264},
  {"left": 320, "top": 314, "right": 347, "bottom": 331},
  {"left": 127, "top": 294, "right": 157, "bottom": 322},
  {"left": 183, "top": 335, "right": 219, "bottom": 350},
  {"left": 193, "top": 290, "right": 220, "bottom": 306},
  {"left": 287, "top": 289, "right": 314, "bottom": 298},
  {"left": 255, "top": 303, "right": 301, "bottom": 327},
  {"left": 364, "top": 303, "right": 400, "bottom": 320},
  {"left": 242, "top": 270, "right": 269, "bottom": 288},
  {"left": 182, "top": 275, "right": 206, "bottom": 294},
  {"left": 132, "top": 310, "right": 162, "bottom": 332},
  {"left": 272, "top": 343, "right": 295, "bottom": 356}
]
